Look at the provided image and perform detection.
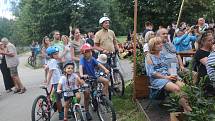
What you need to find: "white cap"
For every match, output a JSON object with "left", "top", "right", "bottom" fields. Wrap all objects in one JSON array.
[
  {"left": 97, "top": 54, "right": 108, "bottom": 64},
  {"left": 99, "top": 17, "right": 110, "bottom": 24}
]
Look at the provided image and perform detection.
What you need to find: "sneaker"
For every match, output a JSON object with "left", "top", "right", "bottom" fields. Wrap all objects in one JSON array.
[
  {"left": 13, "top": 88, "right": 21, "bottom": 93},
  {"left": 6, "top": 89, "right": 12, "bottom": 93},
  {"left": 59, "top": 111, "right": 64, "bottom": 120},
  {"left": 86, "top": 111, "right": 92, "bottom": 120}
]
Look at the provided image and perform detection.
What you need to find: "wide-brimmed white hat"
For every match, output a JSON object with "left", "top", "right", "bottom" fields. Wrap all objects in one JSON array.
[{"left": 97, "top": 54, "right": 107, "bottom": 64}]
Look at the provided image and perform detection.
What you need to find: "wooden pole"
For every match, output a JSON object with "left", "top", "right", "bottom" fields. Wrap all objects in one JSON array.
[
  {"left": 174, "top": 0, "right": 185, "bottom": 38},
  {"left": 133, "top": 0, "right": 138, "bottom": 99}
]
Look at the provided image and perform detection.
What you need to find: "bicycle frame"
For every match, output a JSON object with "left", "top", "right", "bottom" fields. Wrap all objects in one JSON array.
[{"left": 40, "top": 85, "right": 55, "bottom": 118}]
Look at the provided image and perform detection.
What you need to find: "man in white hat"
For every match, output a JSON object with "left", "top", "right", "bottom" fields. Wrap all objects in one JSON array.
[{"left": 94, "top": 16, "right": 119, "bottom": 53}]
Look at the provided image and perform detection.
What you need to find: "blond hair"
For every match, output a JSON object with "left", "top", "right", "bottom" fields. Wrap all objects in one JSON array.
[{"left": 148, "top": 37, "right": 162, "bottom": 54}]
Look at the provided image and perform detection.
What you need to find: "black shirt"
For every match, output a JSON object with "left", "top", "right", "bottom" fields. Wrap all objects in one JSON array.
[
  {"left": 193, "top": 49, "right": 210, "bottom": 78},
  {"left": 168, "top": 28, "right": 175, "bottom": 42}
]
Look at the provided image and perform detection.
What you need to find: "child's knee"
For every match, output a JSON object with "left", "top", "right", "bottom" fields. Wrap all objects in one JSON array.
[
  {"left": 172, "top": 86, "right": 180, "bottom": 92},
  {"left": 76, "top": 93, "right": 81, "bottom": 100}
]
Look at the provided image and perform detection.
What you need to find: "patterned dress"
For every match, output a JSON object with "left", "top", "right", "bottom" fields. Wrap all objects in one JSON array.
[{"left": 146, "top": 53, "right": 170, "bottom": 90}]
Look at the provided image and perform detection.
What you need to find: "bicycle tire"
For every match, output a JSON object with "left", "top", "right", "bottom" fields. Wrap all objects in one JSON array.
[
  {"left": 32, "top": 56, "right": 37, "bottom": 67},
  {"left": 74, "top": 107, "right": 84, "bottom": 121},
  {"left": 28, "top": 56, "right": 32, "bottom": 65},
  {"left": 97, "top": 96, "right": 116, "bottom": 121},
  {"left": 31, "top": 95, "right": 50, "bottom": 121},
  {"left": 111, "top": 71, "right": 125, "bottom": 96}
]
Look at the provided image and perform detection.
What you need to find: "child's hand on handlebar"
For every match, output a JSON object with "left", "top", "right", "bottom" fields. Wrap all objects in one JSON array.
[
  {"left": 104, "top": 69, "right": 110, "bottom": 74},
  {"left": 57, "top": 89, "right": 62, "bottom": 93}
]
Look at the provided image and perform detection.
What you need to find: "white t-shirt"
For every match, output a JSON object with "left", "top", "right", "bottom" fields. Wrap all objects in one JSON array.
[
  {"left": 47, "top": 59, "right": 62, "bottom": 84},
  {"left": 64, "top": 44, "right": 72, "bottom": 61},
  {"left": 59, "top": 73, "right": 79, "bottom": 97},
  {"left": 143, "top": 43, "right": 149, "bottom": 52}
]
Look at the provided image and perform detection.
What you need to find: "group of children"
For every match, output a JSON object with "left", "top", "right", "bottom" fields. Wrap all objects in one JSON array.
[{"left": 44, "top": 43, "right": 110, "bottom": 121}]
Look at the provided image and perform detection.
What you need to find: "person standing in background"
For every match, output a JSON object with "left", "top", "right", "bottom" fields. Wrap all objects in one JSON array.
[
  {"left": 0, "top": 41, "right": 14, "bottom": 93},
  {"left": 1, "top": 37, "right": 26, "bottom": 94},
  {"left": 70, "top": 28, "right": 85, "bottom": 72}
]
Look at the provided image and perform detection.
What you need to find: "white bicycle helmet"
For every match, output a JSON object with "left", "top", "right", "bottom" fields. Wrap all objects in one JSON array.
[{"left": 99, "top": 17, "right": 110, "bottom": 24}]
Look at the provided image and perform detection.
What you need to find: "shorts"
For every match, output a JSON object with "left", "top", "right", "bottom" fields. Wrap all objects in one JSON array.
[
  {"left": 9, "top": 66, "right": 18, "bottom": 76},
  {"left": 53, "top": 84, "right": 62, "bottom": 101},
  {"left": 64, "top": 89, "right": 79, "bottom": 101}
]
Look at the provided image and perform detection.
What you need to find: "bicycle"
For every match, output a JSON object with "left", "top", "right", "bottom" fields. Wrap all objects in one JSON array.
[
  {"left": 83, "top": 76, "right": 116, "bottom": 121},
  {"left": 31, "top": 85, "right": 56, "bottom": 121},
  {"left": 106, "top": 52, "right": 125, "bottom": 97},
  {"left": 60, "top": 86, "right": 88, "bottom": 121},
  {"left": 28, "top": 52, "right": 37, "bottom": 67}
]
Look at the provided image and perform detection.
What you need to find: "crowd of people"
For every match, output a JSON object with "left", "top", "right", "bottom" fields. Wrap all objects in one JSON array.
[
  {"left": 141, "top": 17, "right": 215, "bottom": 113},
  {"left": 26, "top": 16, "right": 118, "bottom": 121},
  {"left": 1, "top": 15, "right": 215, "bottom": 119}
]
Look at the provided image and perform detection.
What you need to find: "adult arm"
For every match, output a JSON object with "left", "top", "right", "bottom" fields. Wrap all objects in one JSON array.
[
  {"left": 70, "top": 47, "right": 80, "bottom": 61},
  {"left": 98, "top": 63, "right": 109, "bottom": 74},
  {"left": 200, "top": 57, "right": 208, "bottom": 65},
  {"left": 173, "top": 34, "right": 188, "bottom": 45}
]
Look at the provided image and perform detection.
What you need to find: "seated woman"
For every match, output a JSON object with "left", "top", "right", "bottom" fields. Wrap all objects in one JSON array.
[
  {"left": 193, "top": 30, "right": 214, "bottom": 94},
  {"left": 145, "top": 37, "right": 192, "bottom": 112}
]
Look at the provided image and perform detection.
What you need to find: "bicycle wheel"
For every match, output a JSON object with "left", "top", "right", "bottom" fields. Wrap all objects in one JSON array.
[
  {"left": 31, "top": 95, "right": 50, "bottom": 121},
  {"left": 32, "top": 56, "right": 37, "bottom": 67},
  {"left": 112, "top": 71, "right": 125, "bottom": 96},
  {"left": 28, "top": 56, "right": 32, "bottom": 65},
  {"left": 74, "top": 107, "right": 84, "bottom": 121},
  {"left": 97, "top": 96, "right": 116, "bottom": 121}
]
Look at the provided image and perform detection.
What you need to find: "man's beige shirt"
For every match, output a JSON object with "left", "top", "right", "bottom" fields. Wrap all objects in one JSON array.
[{"left": 94, "top": 29, "right": 116, "bottom": 52}]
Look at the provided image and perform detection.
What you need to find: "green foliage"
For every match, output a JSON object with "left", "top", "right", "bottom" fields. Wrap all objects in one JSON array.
[
  {"left": 116, "top": 36, "right": 126, "bottom": 43},
  {"left": 112, "top": 82, "right": 146, "bottom": 121},
  {"left": 128, "top": 48, "right": 145, "bottom": 76},
  {"left": 11, "top": 0, "right": 131, "bottom": 45},
  {"left": 0, "top": 18, "right": 13, "bottom": 39},
  {"left": 165, "top": 76, "right": 215, "bottom": 121},
  {"left": 3, "top": 0, "right": 215, "bottom": 45},
  {"left": 118, "top": 0, "right": 215, "bottom": 31}
]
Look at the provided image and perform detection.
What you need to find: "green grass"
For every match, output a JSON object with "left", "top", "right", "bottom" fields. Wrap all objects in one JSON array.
[
  {"left": 116, "top": 36, "right": 127, "bottom": 43},
  {"left": 112, "top": 81, "right": 146, "bottom": 121}
]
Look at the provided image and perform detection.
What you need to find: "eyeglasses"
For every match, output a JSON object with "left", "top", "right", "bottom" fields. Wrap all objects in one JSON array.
[{"left": 162, "top": 33, "right": 168, "bottom": 35}]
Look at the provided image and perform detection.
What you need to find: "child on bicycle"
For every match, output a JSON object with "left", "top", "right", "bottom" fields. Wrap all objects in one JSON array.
[
  {"left": 45, "top": 46, "right": 64, "bottom": 120},
  {"left": 79, "top": 43, "right": 109, "bottom": 120},
  {"left": 57, "top": 61, "right": 84, "bottom": 121}
]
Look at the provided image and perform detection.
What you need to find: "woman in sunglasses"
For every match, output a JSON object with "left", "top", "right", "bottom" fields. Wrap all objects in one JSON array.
[{"left": 193, "top": 30, "right": 214, "bottom": 95}]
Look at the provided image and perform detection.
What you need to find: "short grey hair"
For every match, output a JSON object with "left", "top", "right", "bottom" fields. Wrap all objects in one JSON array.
[
  {"left": 156, "top": 28, "right": 168, "bottom": 37},
  {"left": 1, "top": 37, "right": 9, "bottom": 44}
]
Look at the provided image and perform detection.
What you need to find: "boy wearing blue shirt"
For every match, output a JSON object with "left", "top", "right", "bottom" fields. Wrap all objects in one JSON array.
[{"left": 79, "top": 43, "right": 109, "bottom": 120}]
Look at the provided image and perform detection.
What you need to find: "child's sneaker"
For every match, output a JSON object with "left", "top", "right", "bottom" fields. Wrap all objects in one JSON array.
[{"left": 86, "top": 111, "right": 92, "bottom": 120}]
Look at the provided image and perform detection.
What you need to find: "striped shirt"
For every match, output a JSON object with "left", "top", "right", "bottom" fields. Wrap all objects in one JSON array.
[{"left": 206, "top": 52, "right": 215, "bottom": 86}]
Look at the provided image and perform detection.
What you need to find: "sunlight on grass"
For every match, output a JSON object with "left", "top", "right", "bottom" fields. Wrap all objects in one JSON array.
[
  {"left": 116, "top": 36, "right": 126, "bottom": 43},
  {"left": 112, "top": 82, "right": 146, "bottom": 121}
]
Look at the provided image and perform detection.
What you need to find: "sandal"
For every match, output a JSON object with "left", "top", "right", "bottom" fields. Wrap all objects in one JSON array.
[
  {"left": 18, "top": 87, "right": 26, "bottom": 94},
  {"left": 13, "top": 88, "right": 21, "bottom": 93}
]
